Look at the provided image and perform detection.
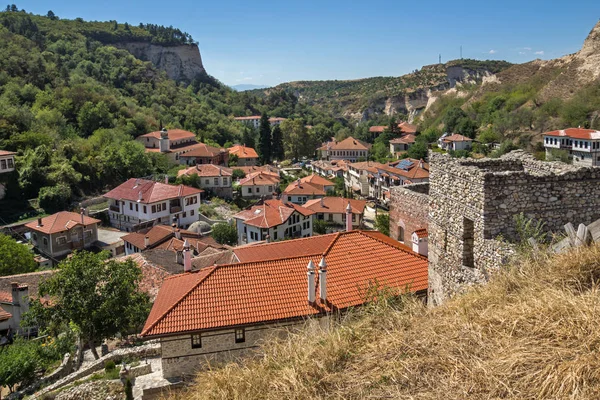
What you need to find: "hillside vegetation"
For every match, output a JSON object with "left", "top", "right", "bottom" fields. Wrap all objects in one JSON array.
[{"left": 172, "top": 244, "right": 600, "bottom": 399}]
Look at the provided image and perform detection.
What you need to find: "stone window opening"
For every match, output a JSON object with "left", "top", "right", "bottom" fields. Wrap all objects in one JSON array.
[
  {"left": 398, "top": 226, "right": 405, "bottom": 243},
  {"left": 462, "top": 218, "right": 475, "bottom": 268},
  {"left": 235, "top": 329, "right": 246, "bottom": 343},
  {"left": 191, "top": 334, "right": 202, "bottom": 349}
]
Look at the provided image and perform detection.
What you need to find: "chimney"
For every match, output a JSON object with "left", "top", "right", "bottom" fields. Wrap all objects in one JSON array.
[
  {"left": 346, "top": 202, "right": 353, "bottom": 232},
  {"left": 175, "top": 229, "right": 181, "bottom": 240},
  {"left": 80, "top": 208, "right": 85, "bottom": 225},
  {"left": 138, "top": 191, "right": 143, "bottom": 202},
  {"left": 11, "top": 283, "right": 20, "bottom": 305},
  {"left": 37, "top": 217, "right": 43, "bottom": 227},
  {"left": 419, "top": 159, "right": 424, "bottom": 169},
  {"left": 296, "top": 178, "right": 301, "bottom": 187},
  {"left": 307, "top": 260, "right": 316, "bottom": 304},
  {"left": 165, "top": 175, "right": 169, "bottom": 184},
  {"left": 318, "top": 256, "right": 327, "bottom": 302},
  {"left": 320, "top": 197, "right": 324, "bottom": 207},
  {"left": 144, "top": 236, "right": 150, "bottom": 248},
  {"left": 266, "top": 234, "right": 270, "bottom": 243},
  {"left": 176, "top": 250, "right": 183, "bottom": 265},
  {"left": 183, "top": 239, "right": 192, "bottom": 272}
]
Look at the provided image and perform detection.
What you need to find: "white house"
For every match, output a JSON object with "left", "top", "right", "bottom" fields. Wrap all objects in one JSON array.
[
  {"left": 543, "top": 128, "right": 600, "bottom": 166},
  {"left": 318, "top": 136, "right": 371, "bottom": 162},
  {"left": 234, "top": 116, "right": 287, "bottom": 130},
  {"left": 412, "top": 228, "right": 428, "bottom": 257},
  {"left": 178, "top": 164, "right": 233, "bottom": 199},
  {"left": 283, "top": 174, "right": 335, "bottom": 204},
  {"left": 438, "top": 133, "right": 473, "bottom": 151},
  {"left": 233, "top": 199, "right": 314, "bottom": 244},
  {"left": 0, "top": 150, "right": 16, "bottom": 200},
  {"left": 104, "top": 178, "right": 203, "bottom": 232},
  {"left": 238, "top": 172, "right": 280, "bottom": 198}
]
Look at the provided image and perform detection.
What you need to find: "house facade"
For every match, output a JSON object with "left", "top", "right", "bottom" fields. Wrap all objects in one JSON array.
[
  {"left": 318, "top": 137, "right": 370, "bottom": 162},
  {"left": 140, "top": 230, "right": 428, "bottom": 379},
  {"left": 543, "top": 128, "right": 600, "bottom": 166},
  {"left": 438, "top": 133, "right": 473, "bottom": 151},
  {"left": 178, "top": 164, "right": 233, "bottom": 199},
  {"left": 25, "top": 211, "right": 100, "bottom": 262},
  {"left": 233, "top": 199, "right": 314, "bottom": 244},
  {"left": 310, "top": 159, "right": 349, "bottom": 179},
  {"left": 238, "top": 172, "right": 280, "bottom": 198},
  {"left": 283, "top": 174, "right": 335, "bottom": 204},
  {"left": 303, "top": 197, "right": 366, "bottom": 230},
  {"left": 137, "top": 129, "right": 208, "bottom": 163},
  {"left": 234, "top": 116, "right": 287, "bottom": 130},
  {"left": 344, "top": 161, "right": 380, "bottom": 197},
  {"left": 228, "top": 145, "right": 259, "bottom": 166},
  {"left": 0, "top": 150, "right": 16, "bottom": 200},
  {"left": 104, "top": 179, "right": 203, "bottom": 232},
  {"left": 389, "top": 135, "right": 416, "bottom": 157},
  {"left": 368, "top": 159, "right": 430, "bottom": 202},
  {"left": 177, "top": 144, "right": 229, "bottom": 166}
]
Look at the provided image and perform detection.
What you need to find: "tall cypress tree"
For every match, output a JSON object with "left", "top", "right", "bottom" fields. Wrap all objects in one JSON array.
[
  {"left": 242, "top": 126, "right": 254, "bottom": 148},
  {"left": 271, "top": 124, "right": 284, "bottom": 161},
  {"left": 258, "top": 113, "right": 272, "bottom": 164}
]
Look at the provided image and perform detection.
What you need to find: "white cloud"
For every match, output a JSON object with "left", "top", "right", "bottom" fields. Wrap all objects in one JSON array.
[
  {"left": 489, "top": 49, "right": 497, "bottom": 54},
  {"left": 524, "top": 47, "right": 532, "bottom": 51},
  {"left": 518, "top": 51, "right": 526, "bottom": 55},
  {"left": 534, "top": 50, "right": 544, "bottom": 55}
]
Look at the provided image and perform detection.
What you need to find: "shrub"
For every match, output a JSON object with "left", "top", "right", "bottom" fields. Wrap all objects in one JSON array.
[
  {"left": 212, "top": 223, "right": 237, "bottom": 245},
  {"left": 38, "top": 184, "right": 72, "bottom": 213},
  {"left": 375, "top": 214, "right": 390, "bottom": 236},
  {"left": 104, "top": 360, "right": 116, "bottom": 372}
]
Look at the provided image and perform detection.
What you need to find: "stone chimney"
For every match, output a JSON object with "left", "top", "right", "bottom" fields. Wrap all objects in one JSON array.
[
  {"left": 296, "top": 178, "right": 301, "bottom": 187},
  {"left": 80, "top": 208, "right": 85, "bottom": 225},
  {"left": 144, "top": 236, "right": 150, "bottom": 248},
  {"left": 175, "top": 229, "right": 181, "bottom": 240},
  {"left": 318, "top": 256, "right": 327, "bottom": 302},
  {"left": 265, "top": 234, "right": 270, "bottom": 243},
  {"left": 11, "top": 283, "right": 20, "bottom": 305},
  {"left": 37, "top": 217, "right": 43, "bottom": 227},
  {"left": 176, "top": 250, "right": 183, "bottom": 265},
  {"left": 320, "top": 197, "right": 324, "bottom": 207},
  {"left": 183, "top": 239, "right": 192, "bottom": 272},
  {"left": 346, "top": 202, "right": 353, "bottom": 232},
  {"left": 165, "top": 175, "right": 169, "bottom": 184},
  {"left": 11, "top": 283, "right": 29, "bottom": 332},
  {"left": 307, "top": 260, "right": 316, "bottom": 304}
]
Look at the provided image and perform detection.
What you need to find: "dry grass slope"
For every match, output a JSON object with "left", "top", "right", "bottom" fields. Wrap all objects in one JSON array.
[{"left": 171, "top": 245, "right": 600, "bottom": 400}]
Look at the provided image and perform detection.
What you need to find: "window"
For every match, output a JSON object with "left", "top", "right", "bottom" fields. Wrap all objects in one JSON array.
[
  {"left": 205, "top": 179, "right": 210, "bottom": 185},
  {"left": 273, "top": 231, "right": 278, "bottom": 240},
  {"left": 191, "top": 334, "right": 202, "bottom": 349},
  {"left": 129, "top": 203, "right": 133, "bottom": 210},
  {"left": 352, "top": 214, "right": 356, "bottom": 222},
  {"left": 0, "top": 159, "right": 5, "bottom": 169},
  {"left": 328, "top": 213, "right": 333, "bottom": 222},
  {"left": 43, "top": 237, "right": 48, "bottom": 246},
  {"left": 235, "top": 329, "right": 245, "bottom": 343},
  {"left": 152, "top": 205, "right": 156, "bottom": 213},
  {"left": 398, "top": 226, "right": 405, "bottom": 243},
  {"left": 182, "top": 212, "right": 187, "bottom": 218},
  {"left": 463, "top": 218, "right": 475, "bottom": 268},
  {"left": 57, "top": 236, "right": 67, "bottom": 245},
  {"left": 143, "top": 206, "right": 147, "bottom": 213},
  {"left": 255, "top": 187, "right": 259, "bottom": 193},
  {"left": 191, "top": 210, "right": 195, "bottom": 216},
  {"left": 7, "top": 158, "right": 13, "bottom": 168},
  {"left": 135, "top": 204, "right": 138, "bottom": 212},
  {"left": 268, "top": 186, "right": 273, "bottom": 192},
  {"left": 223, "top": 178, "right": 228, "bottom": 185},
  {"left": 84, "top": 230, "right": 92, "bottom": 239},
  {"left": 185, "top": 197, "right": 198, "bottom": 206},
  {"left": 247, "top": 188, "right": 252, "bottom": 194}
]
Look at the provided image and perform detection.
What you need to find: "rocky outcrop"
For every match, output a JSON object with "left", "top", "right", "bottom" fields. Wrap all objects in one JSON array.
[{"left": 115, "top": 42, "right": 205, "bottom": 82}]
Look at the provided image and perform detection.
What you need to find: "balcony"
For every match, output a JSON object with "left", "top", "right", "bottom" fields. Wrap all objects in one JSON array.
[
  {"left": 170, "top": 206, "right": 182, "bottom": 214},
  {"left": 109, "top": 205, "right": 120, "bottom": 212}
]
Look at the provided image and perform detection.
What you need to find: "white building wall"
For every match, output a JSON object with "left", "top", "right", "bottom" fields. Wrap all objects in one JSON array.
[{"left": 241, "top": 184, "right": 277, "bottom": 198}]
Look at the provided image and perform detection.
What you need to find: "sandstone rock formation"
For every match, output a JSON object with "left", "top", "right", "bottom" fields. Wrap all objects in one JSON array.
[{"left": 115, "top": 42, "right": 205, "bottom": 82}]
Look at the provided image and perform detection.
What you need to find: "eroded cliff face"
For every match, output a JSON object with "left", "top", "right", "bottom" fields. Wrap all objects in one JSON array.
[{"left": 115, "top": 42, "right": 205, "bottom": 82}]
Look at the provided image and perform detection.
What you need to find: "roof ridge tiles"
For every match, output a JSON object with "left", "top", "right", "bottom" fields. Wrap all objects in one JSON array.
[{"left": 358, "top": 230, "right": 427, "bottom": 261}]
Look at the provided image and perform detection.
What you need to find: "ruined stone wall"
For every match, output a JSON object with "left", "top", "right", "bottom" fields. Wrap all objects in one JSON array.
[
  {"left": 389, "top": 183, "right": 429, "bottom": 245},
  {"left": 428, "top": 150, "right": 600, "bottom": 305}
]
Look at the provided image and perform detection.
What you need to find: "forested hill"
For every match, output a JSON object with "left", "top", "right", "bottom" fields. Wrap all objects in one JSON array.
[
  {"left": 251, "top": 59, "right": 512, "bottom": 121},
  {"left": 0, "top": 7, "right": 339, "bottom": 219}
]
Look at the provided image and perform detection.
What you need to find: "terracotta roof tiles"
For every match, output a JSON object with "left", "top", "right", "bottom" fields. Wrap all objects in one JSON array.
[
  {"left": 103, "top": 179, "right": 202, "bottom": 203},
  {"left": 303, "top": 197, "right": 366, "bottom": 215},
  {"left": 228, "top": 145, "right": 259, "bottom": 159},
  {"left": 138, "top": 129, "right": 196, "bottom": 140},
  {"left": 177, "top": 164, "right": 233, "bottom": 178},
  {"left": 233, "top": 199, "right": 314, "bottom": 228},
  {"left": 544, "top": 128, "right": 600, "bottom": 140},
  {"left": 25, "top": 212, "right": 100, "bottom": 235}
]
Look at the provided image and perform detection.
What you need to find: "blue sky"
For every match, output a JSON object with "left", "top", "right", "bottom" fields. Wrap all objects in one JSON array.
[{"left": 12, "top": 1, "right": 600, "bottom": 87}]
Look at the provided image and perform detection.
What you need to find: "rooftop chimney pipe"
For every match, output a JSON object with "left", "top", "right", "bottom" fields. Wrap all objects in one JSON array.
[
  {"left": 307, "top": 260, "right": 316, "bottom": 304},
  {"left": 144, "top": 236, "right": 150, "bottom": 248},
  {"left": 183, "top": 239, "right": 192, "bottom": 272},
  {"left": 318, "top": 256, "right": 327, "bottom": 302},
  {"left": 346, "top": 202, "right": 353, "bottom": 232}
]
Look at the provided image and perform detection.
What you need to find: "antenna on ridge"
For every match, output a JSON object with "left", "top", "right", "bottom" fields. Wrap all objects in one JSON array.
[
  {"left": 460, "top": 45, "right": 463, "bottom": 59},
  {"left": 439, "top": 54, "right": 441, "bottom": 64}
]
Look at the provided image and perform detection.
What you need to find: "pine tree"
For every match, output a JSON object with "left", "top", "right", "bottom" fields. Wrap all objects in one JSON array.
[
  {"left": 258, "top": 113, "right": 272, "bottom": 164},
  {"left": 242, "top": 126, "right": 254, "bottom": 148},
  {"left": 271, "top": 124, "right": 284, "bottom": 161}
]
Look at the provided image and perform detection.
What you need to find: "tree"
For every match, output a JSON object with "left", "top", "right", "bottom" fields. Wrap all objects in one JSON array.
[
  {"left": 46, "top": 10, "right": 58, "bottom": 20},
  {"left": 0, "top": 338, "right": 40, "bottom": 393},
  {"left": 314, "top": 219, "right": 328, "bottom": 235},
  {"left": 281, "top": 119, "right": 312, "bottom": 160},
  {"left": 242, "top": 127, "right": 254, "bottom": 148},
  {"left": 0, "top": 233, "right": 36, "bottom": 277},
  {"left": 444, "top": 107, "right": 468, "bottom": 133},
  {"left": 212, "top": 223, "right": 237, "bottom": 245},
  {"left": 232, "top": 169, "right": 246, "bottom": 180},
  {"left": 271, "top": 124, "right": 284, "bottom": 161},
  {"left": 375, "top": 214, "right": 390, "bottom": 237},
  {"left": 24, "top": 251, "right": 151, "bottom": 360},
  {"left": 228, "top": 154, "right": 239, "bottom": 167},
  {"left": 78, "top": 101, "right": 112, "bottom": 137},
  {"left": 406, "top": 141, "right": 428, "bottom": 160},
  {"left": 258, "top": 113, "right": 272, "bottom": 164},
  {"left": 38, "top": 184, "right": 72, "bottom": 213}
]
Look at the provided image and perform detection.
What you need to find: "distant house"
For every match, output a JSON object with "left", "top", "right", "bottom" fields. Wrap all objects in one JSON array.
[
  {"left": 233, "top": 199, "right": 314, "bottom": 244},
  {"left": 234, "top": 165, "right": 280, "bottom": 178},
  {"left": 234, "top": 116, "right": 287, "bottom": 130},
  {"left": 303, "top": 197, "right": 366, "bottom": 230},
  {"left": 369, "top": 122, "right": 417, "bottom": 138},
  {"left": 177, "top": 143, "right": 229, "bottom": 166},
  {"left": 122, "top": 225, "right": 221, "bottom": 255},
  {"left": 0, "top": 150, "right": 16, "bottom": 200},
  {"left": 368, "top": 159, "right": 430, "bottom": 202},
  {"left": 228, "top": 145, "right": 259, "bottom": 166},
  {"left": 283, "top": 174, "right": 335, "bottom": 204},
  {"left": 344, "top": 161, "right": 380, "bottom": 197},
  {"left": 238, "top": 172, "right": 280, "bottom": 198},
  {"left": 137, "top": 129, "right": 208, "bottom": 163},
  {"left": 178, "top": 164, "right": 233, "bottom": 198},
  {"left": 438, "top": 133, "right": 473, "bottom": 152},
  {"left": 389, "top": 134, "right": 416, "bottom": 157},
  {"left": 140, "top": 230, "right": 427, "bottom": 379},
  {"left": 318, "top": 137, "right": 371, "bottom": 162},
  {"left": 25, "top": 211, "right": 101, "bottom": 263},
  {"left": 542, "top": 128, "right": 600, "bottom": 166},
  {"left": 104, "top": 179, "right": 203, "bottom": 231},
  {"left": 310, "top": 159, "right": 349, "bottom": 179}
]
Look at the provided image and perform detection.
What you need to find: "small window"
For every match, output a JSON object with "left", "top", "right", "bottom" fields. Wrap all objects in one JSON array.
[
  {"left": 255, "top": 187, "right": 260, "bottom": 193},
  {"left": 398, "top": 226, "right": 405, "bottom": 243},
  {"left": 7, "top": 159, "right": 13, "bottom": 168},
  {"left": 43, "top": 237, "right": 48, "bottom": 246},
  {"left": 190, "top": 210, "right": 195, "bottom": 216},
  {"left": 235, "top": 328, "right": 245, "bottom": 343},
  {"left": 205, "top": 179, "right": 210, "bottom": 185},
  {"left": 57, "top": 236, "right": 67, "bottom": 245},
  {"left": 214, "top": 178, "right": 219, "bottom": 185},
  {"left": 191, "top": 334, "right": 202, "bottom": 349},
  {"left": 223, "top": 178, "right": 228, "bottom": 185},
  {"left": 247, "top": 187, "right": 251, "bottom": 194},
  {"left": 129, "top": 203, "right": 133, "bottom": 210},
  {"left": 143, "top": 205, "right": 147, "bottom": 213},
  {"left": 135, "top": 204, "right": 138, "bottom": 212}
]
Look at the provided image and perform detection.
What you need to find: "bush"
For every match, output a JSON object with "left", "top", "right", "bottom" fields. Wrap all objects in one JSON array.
[
  {"left": 375, "top": 214, "right": 390, "bottom": 236},
  {"left": 104, "top": 360, "right": 116, "bottom": 372},
  {"left": 314, "top": 219, "right": 328, "bottom": 235},
  {"left": 38, "top": 184, "right": 72, "bottom": 213},
  {"left": 212, "top": 223, "right": 237, "bottom": 245},
  {"left": 232, "top": 169, "right": 246, "bottom": 180}
]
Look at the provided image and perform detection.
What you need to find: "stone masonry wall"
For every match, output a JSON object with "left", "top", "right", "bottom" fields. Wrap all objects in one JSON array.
[
  {"left": 389, "top": 183, "right": 429, "bottom": 245},
  {"left": 428, "top": 150, "right": 600, "bottom": 305}
]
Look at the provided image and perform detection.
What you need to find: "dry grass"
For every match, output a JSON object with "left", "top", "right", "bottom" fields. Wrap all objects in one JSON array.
[{"left": 171, "top": 245, "right": 600, "bottom": 400}]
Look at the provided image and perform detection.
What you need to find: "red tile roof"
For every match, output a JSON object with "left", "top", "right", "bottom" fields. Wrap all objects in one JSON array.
[
  {"left": 25, "top": 212, "right": 100, "bottom": 235},
  {"left": 0, "top": 270, "right": 56, "bottom": 303},
  {"left": 0, "top": 306, "right": 11, "bottom": 321},
  {"left": 377, "top": 159, "right": 429, "bottom": 180},
  {"left": 369, "top": 126, "right": 386, "bottom": 133},
  {"left": 238, "top": 172, "right": 280, "bottom": 187},
  {"left": 0, "top": 150, "right": 16, "bottom": 156},
  {"left": 443, "top": 134, "right": 473, "bottom": 142},
  {"left": 398, "top": 122, "right": 417, "bottom": 134},
  {"left": 0, "top": 291, "right": 11, "bottom": 303},
  {"left": 234, "top": 165, "right": 279, "bottom": 177},
  {"left": 233, "top": 199, "right": 314, "bottom": 228},
  {"left": 283, "top": 174, "right": 335, "bottom": 196},
  {"left": 303, "top": 197, "right": 366, "bottom": 215},
  {"left": 138, "top": 129, "right": 196, "bottom": 140},
  {"left": 122, "top": 225, "right": 174, "bottom": 250},
  {"left": 228, "top": 145, "right": 259, "bottom": 159},
  {"left": 118, "top": 253, "right": 172, "bottom": 302},
  {"left": 104, "top": 179, "right": 202, "bottom": 203},
  {"left": 178, "top": 143, "right": 225, "bottom": 158},
  {"left": 319, "top": 137, "right": 371, "bottom": 151},
  {"left": 390, "top": 134, "right": 417, "bottom": 145},
  {"left": 141, "top": 230, "right": 427, "bottom": 337},
  {"left": 177, "top": 164, "right": 233, "bottom": 178},
  {"left": 233, "top": 233, "right": 339, "bottom": 263},
  {"left": 122, "top": 225, "right": 220, "bottom": 252},
  {"left": 414, "top": 228, "right": 428, "bottom": 239},
  {"left": 543, "top": 128, "right": 600, "bottom": 140}
]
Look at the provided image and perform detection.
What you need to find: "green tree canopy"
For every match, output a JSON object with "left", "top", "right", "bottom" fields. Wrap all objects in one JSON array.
[
  {"left": 271, "top": 124, "right": 284, "bottom": 161},
  {"left": 375, "top": 214, "right": 390, "bottom": 236},
  {"left": 212, "top": 223, "right": 237, "bottom": 245},
  {"left": 0, "top": 337, "right": 39, "bottom": 393},
  {"left": 0, "top": 233, "right": 36, "bottom": 276},
  {"left": 258, "top": 113, "right": 272, "bottom": 164}
]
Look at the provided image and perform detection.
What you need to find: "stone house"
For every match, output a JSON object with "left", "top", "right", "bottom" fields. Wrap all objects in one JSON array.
[
  {"left": 542, "top": 127, "right": 600, "bottom": 166},
  {"left": 318, "top": 137, "right": 370, "bottom": 162},
  {"left": 283, "top": 174, "right": 335, "bottom": 204},
  {"left": 233, "top": 198, "right": 314, "bottom": 244},
  {"left": 389, "top": 183, "right": 429, "bottom": 246},
  {"left": 228, "top": 145, "right": 259, "bottom": 166},
  {"left": 427, "top": 150, "right": 600, "bottom": 306},
  {"left": 25, "top": 211, "right": 101, "bottom": 263},
  {"left": 104, "top": 179, "right": 203, "bottom": 232},
  {"left": 438, "top": 133, "right": 473, "bottom": 151},
  {"left": 177, "top": 164, "right": 233, "bottom": 199},
  {"left": 303, "top": 197, "right": 366, "bottom": 230},
  {"left": 137, "top": 129, "right": 210, "bottom": 164},
  {"left": 238, "top": 172, "right": 280, "bottom": 198},
  {"left": 177, "top": 143, "right": 229, "bottom": 166},
  {"left": 140, "top": 230, "right": 428, "bottom": 379}
]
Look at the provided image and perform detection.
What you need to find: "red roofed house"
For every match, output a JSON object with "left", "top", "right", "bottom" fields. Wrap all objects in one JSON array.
[
  {"left": 438, "top": 133, "right": 473, "bottom": 152},
  {"left": 411, "top": 228, "right": 428, "bottom": 257},
  {"left": 0, "top": 150, "right": 16, "bottom": 199},
  {"left": 233, "top": 198, "right": 315, "bottom": 244},
  {"left": 178, "top": 143, "right": 229, "bottom": 166},
  {"left": 178, "top": 164, "right": 233, "bottom": 199},
  {"left": 137, "top": 128, "right": 207, "bottom": 164},
  {"left": 283, "top": 174, "right": 335, "bottom": 204},
  {"left": 122, "top": 224, "right": 221, "bottom": 256},
  {"left": 234, "top": 116, "right": 287, "bottom": 130},
  {"left": 25, "top": 211, "right": 101, "bottom": 262},
  {"left": 228, "top": 145, "right": 259, "bottom": 166},
  {"left": 238, "top": 172, "right": 280, "bottom": 198},
  {"left": 318, "top": 137, "right": 371, "bottom": 162},
  {"left": 140, "top": 230, "right": 428, "bottom": 378},
  {"left": 310, "top": 159, "right": 349, "bottom": 179},
  {"left": 389, "top": 134, "right": 417, "bottom": 157},
  {"left": 303, "top": 197, "right": 366, "bottom": 230},
  {"left": 104, "top": 179, "right": 203, "bottom": 232},
  {"left": 543, "top": 128, "right": 600, "bottom": 166},
  {"left": 369, "top": 159, "right": 430, "bottom": 202}
]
